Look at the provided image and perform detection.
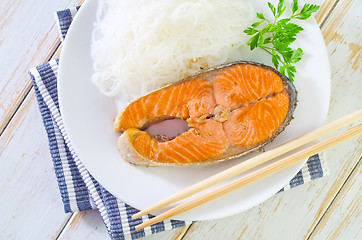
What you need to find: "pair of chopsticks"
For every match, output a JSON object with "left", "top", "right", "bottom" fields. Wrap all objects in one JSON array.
[{"left": 133, "top": 109, "right": 362, "bottom": 230}]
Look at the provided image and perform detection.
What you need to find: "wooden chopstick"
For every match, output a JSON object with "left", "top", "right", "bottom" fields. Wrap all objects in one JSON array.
[
  {"left": 135, "top": 123, "right": 362, "bottom": 230},
  {"left": 132, "top": 109, "right": 362, "bottom": 220}
]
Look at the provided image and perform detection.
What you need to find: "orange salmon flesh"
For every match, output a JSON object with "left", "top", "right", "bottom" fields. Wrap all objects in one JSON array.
[{"left": 114, "top": 62, "right": 297, "bottom": 166}]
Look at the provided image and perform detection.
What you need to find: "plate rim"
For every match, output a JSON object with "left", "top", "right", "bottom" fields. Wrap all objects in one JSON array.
[{"left": 58, "top": 0, "right": 331, "bottom": 221}]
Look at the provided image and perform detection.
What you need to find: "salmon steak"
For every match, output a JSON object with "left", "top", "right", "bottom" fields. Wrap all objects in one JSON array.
[{"left": 114, "top": 61, "right": 297, "bottom": 166}]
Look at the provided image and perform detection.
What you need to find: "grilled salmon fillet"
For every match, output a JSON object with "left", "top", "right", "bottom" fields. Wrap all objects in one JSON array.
[{"left": 114, "top": 61, "right": 297, "bottom": 166}]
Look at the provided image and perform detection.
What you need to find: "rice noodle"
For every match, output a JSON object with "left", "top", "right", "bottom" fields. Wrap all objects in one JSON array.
[{"left": 91, "top": 0, "right": 254, "bottom": 100}]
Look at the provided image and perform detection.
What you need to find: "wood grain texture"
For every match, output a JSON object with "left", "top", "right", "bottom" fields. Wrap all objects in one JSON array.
[
  {"left": 0, "top": 0, "right": 84, "bottom": 134},
  {"left": 57, "top": 209, "right": 191, "bottom": 240},
  {"left": 315, "top": 0, "right": 339, "bottom": 27},
  {"left": 309, "top": 158, "right": 361, "bottom": 240},
  {"left": 0, "top": 0, "right": 84, "bottom": 239},
  {"left": 305, "top": 0, "right": 362, "bottom": 236},
  {"left": 57, "top": 210, "right": 110, "bottom": 239},
  {"left": 1, "top": 0, "right": 360, "bottom": 239},
  {"left": 0, "top": 92, "right": 73, "bottom": 239}
]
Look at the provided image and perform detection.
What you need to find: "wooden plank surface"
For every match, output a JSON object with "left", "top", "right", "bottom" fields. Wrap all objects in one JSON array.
[
  {"left": 309, "top": 158, "right": 361, "bottom": 240},
  {"left": 58, "top": 210, "right": 191, "bottom": 240},
  {"left": 58, "top": 210, "right": 111, "bottom": 239},
  {"left": 0, "top": 0, "right": 83, "bottom": 239},
  {"left": 315, "top": 0, "right": 339, "bottom": 27},
  {"left": 0, "top": 0, "right": 84, "bottom": 134},
  {"left": 307, "top": 0, "right": 362, "bottom": 237},
  {"left": 0, "top": 92, "right": 73, "bottom": 239},
  {"left": 0, "top": 0, "right": 360, "bottom": 239}
]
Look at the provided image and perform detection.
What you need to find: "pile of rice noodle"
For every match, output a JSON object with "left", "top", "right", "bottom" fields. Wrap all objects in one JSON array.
[{"left": 91, "top": 0, "right": 254, "bottom": 100}]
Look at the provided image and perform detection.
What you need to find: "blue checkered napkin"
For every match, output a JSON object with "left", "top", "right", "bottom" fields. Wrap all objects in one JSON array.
[
  {"left": 55, "top": 6, "right": 80, "bottom": 42},
  {"left": 29, "top": 57, "right": 189, "bottom": 240},
  {"left": 28, "top": 6, "right": 329, "bottom": 240}
]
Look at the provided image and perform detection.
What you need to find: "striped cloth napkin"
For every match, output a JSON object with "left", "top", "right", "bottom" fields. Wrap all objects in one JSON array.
[{"left": 28, "top": 6, "right": 329, "bottom": 240}]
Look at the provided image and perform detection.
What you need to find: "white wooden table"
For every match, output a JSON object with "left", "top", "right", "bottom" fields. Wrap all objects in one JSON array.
[{"left": 0, "top": 0, "right": 361, "bottom": 239}]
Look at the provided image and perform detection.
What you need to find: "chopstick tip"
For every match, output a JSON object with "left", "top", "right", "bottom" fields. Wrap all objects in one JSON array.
[
  {"left": 135, "top": 222, "right": 147, "bottom": 231},
  {"left": 132, "top": 213, "right": 141, "bottom": 220}
]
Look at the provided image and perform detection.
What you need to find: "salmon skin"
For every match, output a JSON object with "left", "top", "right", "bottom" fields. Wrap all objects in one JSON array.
[{"left": 114, "top": 61, "right": 297, "bottom": 166}]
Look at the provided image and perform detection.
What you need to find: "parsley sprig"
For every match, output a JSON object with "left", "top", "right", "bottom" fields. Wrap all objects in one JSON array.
[{"left": 244, "top": 0, "right": 319, "bottom": 81}]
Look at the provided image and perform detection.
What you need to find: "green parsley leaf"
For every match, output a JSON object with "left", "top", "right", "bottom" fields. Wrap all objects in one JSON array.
[
  {"left": 272, "top": 53, "right": 281, "bottom": 69},
  {"left": 258, "top": 34, "right": 265, "bottom": 47},
  {"left": 268, "top": 2, "right": 276, "bottom": 16},
  {"left": 290, "top": 48, "right": 303, "bottom": 63},
  {"left": 292, "top": 0, "right": 299, "bottom": 14},
  {"left": 244, "top": 27, "right": 258, "bottom": 35},
  {"left": 251, "top": 21, "right": 263, "bottom": 28},
  {"left": 263, "top": 37, "right": 272, "bottom": 45},
  {"left": 256, "top": 12, "right": 265, "bottom": 20},
  {"left": 276, "top": 0, "right": 286, "bottom": 18},
  {"left": 294, "top": 4, "right": 319, "bottom": 20},
  {"left": 249, "top": 33, "right": 260, "bottom": 50},
  {"left": 243, "top": 0, "right": 319, "bottom": 81}
]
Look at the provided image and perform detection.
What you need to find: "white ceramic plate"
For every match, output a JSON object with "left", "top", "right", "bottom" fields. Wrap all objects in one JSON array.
[{"left": 58, "top": 0, "right": 330, "bottom": 221}]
